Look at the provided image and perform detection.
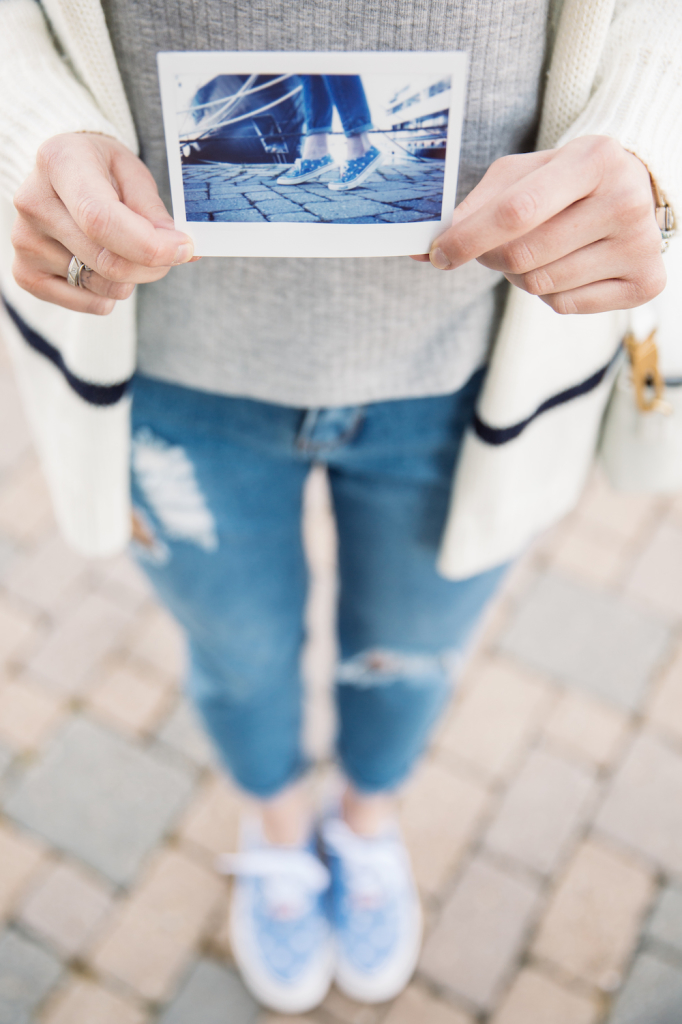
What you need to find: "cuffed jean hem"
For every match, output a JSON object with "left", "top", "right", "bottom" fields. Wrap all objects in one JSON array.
[
  {"left": 305, "top": 122, "right": 374, "bottom": 137},
  {"left": 340, "top": 121, "right": 373, "bottom": 137}
]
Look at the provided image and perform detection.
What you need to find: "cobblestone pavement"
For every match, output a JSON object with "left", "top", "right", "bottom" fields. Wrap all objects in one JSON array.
[
  {"left": 3, "top": 329, "right": 682, "bottom": 1024},
  {"left": 182, "top": 158, "right": 444, "bottom": 224}
]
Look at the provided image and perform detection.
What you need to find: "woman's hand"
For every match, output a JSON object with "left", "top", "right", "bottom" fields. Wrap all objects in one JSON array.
[
  {"left": 11, "top": 132, "right": 195, "bottom": 316},
  {"left": 413, "top": 135, "right": 666, "bottom": 314}
]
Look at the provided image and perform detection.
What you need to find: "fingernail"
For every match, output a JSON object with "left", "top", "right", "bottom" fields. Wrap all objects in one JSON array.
[
  {"left": 430, "top": 246, "right": 451, "bottom": 270},
  {"left": 172, "top": 242, "right": 194, "bottom": 265}
]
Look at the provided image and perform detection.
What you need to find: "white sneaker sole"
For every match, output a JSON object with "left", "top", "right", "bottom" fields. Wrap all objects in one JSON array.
[
  {"left": 276, "top": 162, "right": 334, "bottom": 185},
  {"left": 328, "top": 151, "right": 385, "bottom": 191},
  {"left": 333, "top": 898, "right": 423, "bottom": 1004},
  {"left": 229, "top": 887, "right": 334, "bottom": 1014}
]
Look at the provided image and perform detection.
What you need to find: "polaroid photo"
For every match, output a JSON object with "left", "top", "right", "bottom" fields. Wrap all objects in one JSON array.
[{"left": 157, "top": 50, "right": 468, "bottom": 258}]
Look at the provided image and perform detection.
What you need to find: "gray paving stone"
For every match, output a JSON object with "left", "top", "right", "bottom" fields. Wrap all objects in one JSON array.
[
  {"left": 0, "top": 741, "right": 12, "bottom": 778},
  {"left": 258, "top": 198, "right": 302, "bottom": 215},
  {"left": 596, "top": 733, "right": 682, "bottom": 874},
  {"left": 5, "top": 717, "right": 194, "bottom": 884},
  {"left": 419, "top": 856, "right": 541, "bottom": 1011},
  {"left": 0, "top": 929, "right": 62, "bottom": 1024},
  {"left": 276, "top": 212, "right": 318, "bottom": 222},
  {"left": 213, "top": 209, "right": 266, "bottom": 222},
  {"left": 303, "top": 198, "right": 396, "bottom": 220},
  {"left": 380, "top": 209, "right": 428, "bottom": 222},
  {"left": 484, "top": 748, "right": 595, "bottom": 875},
  {"left": 609, "top": 951, "right": 682, "bottom": 1024},
  {"left": 158, "top": 699, "right": 214, "bottom": 767},
  {"left": 647, "top": 885, "right": 682, "bottom": 957},
  {"left": 500, "top": 572, "right": 671, "bottom": 709},
  {"left": 159, "top": 959, "right": 259, "bottom": 1024}
]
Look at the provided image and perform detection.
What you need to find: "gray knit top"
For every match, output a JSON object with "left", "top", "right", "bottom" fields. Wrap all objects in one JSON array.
[{"left": 102, "top": 0, "right": 550, "bottom": 407}]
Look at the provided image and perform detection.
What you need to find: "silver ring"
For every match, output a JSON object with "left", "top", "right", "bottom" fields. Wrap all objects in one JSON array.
[{"left": 67, "top": 255, "right": 92, "bottom": 288}]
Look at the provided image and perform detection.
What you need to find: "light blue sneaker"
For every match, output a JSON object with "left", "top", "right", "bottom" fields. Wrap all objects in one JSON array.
[
  {"left": 327, "top": 145, "right": 385, "bottom": 191},
  {"left": 219, "top": 818, "right": 334, "bottom": 1013},
  {"left": 276, "top": 154, "right": 335, "bottom": 184},
  {"left": 321, "top": 815, "right": 422, "bottom": 1003}
]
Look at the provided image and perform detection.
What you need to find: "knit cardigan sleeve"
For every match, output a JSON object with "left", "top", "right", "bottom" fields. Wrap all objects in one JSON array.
[
  {"left": 0, "top": 0, "right": 134, "bottom": 201},
  {"left": 542, "top": 0, "right": 682, "bottom": 217}
]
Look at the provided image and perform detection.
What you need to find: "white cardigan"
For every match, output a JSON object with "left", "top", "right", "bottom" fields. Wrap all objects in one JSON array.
[{"left": 0, "top": 0, "right": 681, "bottom": 575}]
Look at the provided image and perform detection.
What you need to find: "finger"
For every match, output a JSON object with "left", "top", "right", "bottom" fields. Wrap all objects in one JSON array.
[
  {"left": 449, "top": 150, "right": 552, "bottom": 227},
  {"left": 430, "top": 144, "right": 602, "bottom": 270},
  {"left": 15, "top": 202, "right": 169, "bottom": 286},
  {"left": 12, "top": 259, "right": 117, "bottom": 316},
  {"left": 409, "top": 253, "right": 430, "bottom": 261},
  {"left": 45, "top": 141, "right": 193, "bottom": 267},
  {"left": 16, "top": 227, "right": 134, "bottom": 299},
  {"left": 478, "top": 195, "right": 613, "bottom": 275},
  {"left": 504, "top": 238, "right": 630, "bottom": 296},
  {"left": 539, "top": 262, "right": 667, "bottom": 316}
]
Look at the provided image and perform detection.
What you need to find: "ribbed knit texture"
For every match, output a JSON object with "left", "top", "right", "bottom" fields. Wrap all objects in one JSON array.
[
  {"left": 549, "top": 0, "right": 682, "bottom": 215},
  {"left": 102, "top": 0, "right": 550, "bottom": 406},
  {"left": 0, "top": 0, "right": 132, "bottom": 199}
]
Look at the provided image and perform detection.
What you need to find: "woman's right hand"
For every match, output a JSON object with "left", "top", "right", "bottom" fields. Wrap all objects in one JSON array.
[{"left": 11, "top": 132, "right": 195, "bottom": 316}]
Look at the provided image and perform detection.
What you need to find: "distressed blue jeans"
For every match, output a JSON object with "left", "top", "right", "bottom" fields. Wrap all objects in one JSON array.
[
  {"left": 301, "top": 75, "right": 373, "bottom": 137},
  {"left": 130, "top": 371, "right": 506, "bottom": 798}
]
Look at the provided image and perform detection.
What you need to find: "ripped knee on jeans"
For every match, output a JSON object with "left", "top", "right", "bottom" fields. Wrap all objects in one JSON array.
[
  {"left": 336, "top": 647, "right": 461, "bottom": 687},
  {"left": 132, "top": 427, "right": 218, "bottom": 552}
]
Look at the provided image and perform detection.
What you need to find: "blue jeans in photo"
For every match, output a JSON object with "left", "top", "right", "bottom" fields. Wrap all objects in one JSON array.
[
  {"left": 301, "top": 74, "right": 373, "bottom": 137},
  {"left": 130, "top": 370, "right": 507, "bottom": 799}
]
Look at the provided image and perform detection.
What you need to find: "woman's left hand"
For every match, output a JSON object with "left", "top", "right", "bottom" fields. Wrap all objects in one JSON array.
[{"left": 412, "top": 135, "right": 667, "bottom": 314}]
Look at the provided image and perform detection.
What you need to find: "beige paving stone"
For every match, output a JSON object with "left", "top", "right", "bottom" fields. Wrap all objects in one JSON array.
[
  {"left": 595, "top": 732, "right": 682, "bottom": 873},
  {"left": 90, "top": 848, "right": 223, "bottom": 1000},
  {"left": 86, "top": 662, "right": 172, "bottom": 737},
  {"left": 321, "top": 987, "right": 383, "bottom": 1023},
  {"left": 400, "top": 759, "right": 491, "bottom": 895},
  {"left": 128, "top": 605, "right": 186, "bottom": 680},
  {"left": 484, "top": 748, "right": 595, "bottom": 875},
  {"left": 27, "top": 592, "right": 131, "bottom": 693},
  {"left": 544, "top": 690, "right": 629, "bottom": 768},
  {"left": 5, "top": 533, "right": 87, "bottom": 611},
  {"left": 0, "top": 821, "right": 46, "bottom": 919},
  {"left": 646, "top": 642, "right": 682, "bottom": 744},
  {"left": 491, "top": 968, "right": 599, "bottom": 1024},
  {"left": 260, "top": 1016, "right": 323, "bottom": 1024},
  {"left": 19, "top": 861, "right": 112, "bottom": 956},
  {"left": 383, "top": 985, "right": 473, "bottom": 1024},
  {"left": 90, "top": 553, "right": 151, "bottom": 611},
  {"left": 178, "top": 773, "right": 241, "bottom": 856},
  {"left": 0, "top": 595, "right": 36, "bottom": 666},
  {"left": 40, "top": 977, "right": 148, "bottom": 1024},
  {"left": 532, "top": 840, "right": 654, "bottom": 989},
  {"left": 0, "top": 458, "right": 54, "bottom": 541},
  {"left": 434, "top": 656, "right": 553, "bottom": 781},
  {"left": 0, "top": 678, "right": 64, "bottom": 750},
  {"left": 420, "top": 856, "right": 540, "bottom": 1011},
  {"left": 625, "top": 521, "right": 682, "bottom": 618},
  {"left": 550, "top": 519, "right": 626, "bottom": 588},
  {"left": 576, "top": 473, "right": 657, "bottom": 543}
]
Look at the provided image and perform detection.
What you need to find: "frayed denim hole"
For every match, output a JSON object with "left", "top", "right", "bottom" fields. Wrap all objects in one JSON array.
[{"left": 132, "top": 427, "right": 218, "bottom": 552}]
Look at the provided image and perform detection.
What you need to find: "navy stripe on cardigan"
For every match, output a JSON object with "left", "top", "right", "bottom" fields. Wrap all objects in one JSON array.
[
  {"left": 473, "top": 347, "right": 621, "bottom": 447},
  {"left": 2, "top": 297, "right": 132, "bottom": 407}
]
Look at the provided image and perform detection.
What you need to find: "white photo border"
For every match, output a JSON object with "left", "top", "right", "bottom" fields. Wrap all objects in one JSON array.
[{"left": 158, "top": 50, "right": 468, "bottom": 258}]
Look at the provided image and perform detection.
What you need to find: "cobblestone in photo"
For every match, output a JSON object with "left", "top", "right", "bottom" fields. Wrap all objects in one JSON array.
[{"left": 182, "top": 159, "right": 445, "bottom": 224}]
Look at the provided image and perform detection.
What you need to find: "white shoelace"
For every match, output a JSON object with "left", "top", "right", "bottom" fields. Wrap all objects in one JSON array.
[{"left": 218, "top": 848, "right": 330, "bottom": 920}]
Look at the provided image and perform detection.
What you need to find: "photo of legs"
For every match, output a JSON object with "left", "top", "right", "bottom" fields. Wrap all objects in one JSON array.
[{"left": 177, "top": 72, "right": 450, "bottom": 224}]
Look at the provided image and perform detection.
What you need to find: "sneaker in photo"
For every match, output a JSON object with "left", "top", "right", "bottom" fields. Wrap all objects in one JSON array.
[
  {"left": 218, "top": 817, "right": 334, "bottom": 1014},
  {"left": 327, "top": 145, "right": 384, "bottom": 191},
  {"left": 320, "top": 814, "right": 423, "bottom": 1003},
  {"left": 276, "top": 153, "right": 335, "bottom": 184}
]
